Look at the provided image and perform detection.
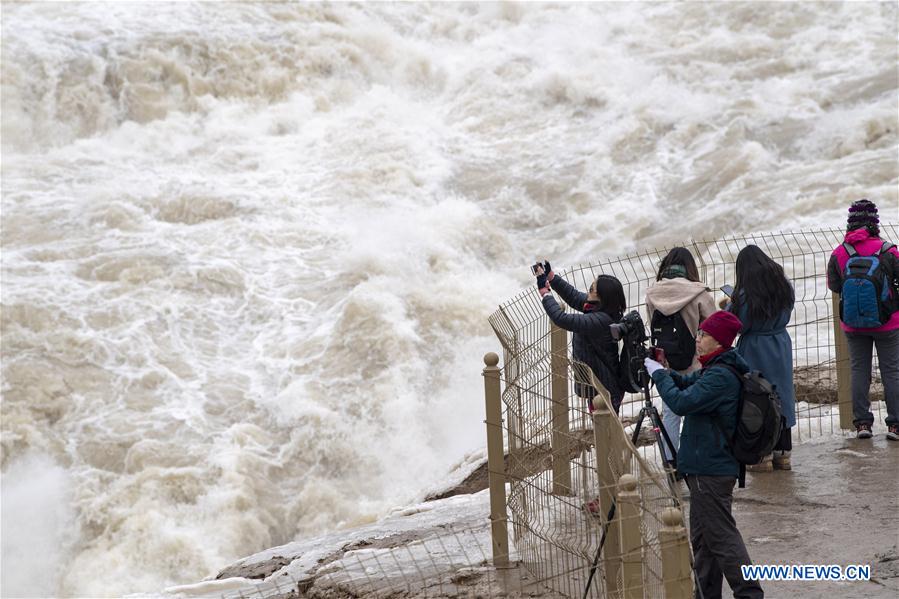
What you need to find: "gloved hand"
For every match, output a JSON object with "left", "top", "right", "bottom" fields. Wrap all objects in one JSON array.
[
  {"left": 536, "top": 273, "right": 548, "bottom": 290},
  {"left": 644, "top": 357, "right": 664, "bottom": 376},
  {"left": 544, "top": 261, "right": 554, "bottom": 282}
]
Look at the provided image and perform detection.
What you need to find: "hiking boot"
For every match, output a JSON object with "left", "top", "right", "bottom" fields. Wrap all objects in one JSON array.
[
  {"left": 887, "top": 424, "right": 899, "bottom": 441},
  {"left": 772, "top": 450, "right": 791, "bottom": 470},
  {"left": 856, "top": 423, "right": 873, "bottom": 439},
  {"left": 746, "top": 454, "right": 773, "bottom": 472}
]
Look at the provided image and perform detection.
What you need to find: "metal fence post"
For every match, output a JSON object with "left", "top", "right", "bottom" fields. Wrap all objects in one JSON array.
[
  {"left": 593, "top": 395, "right": 622, "bottom": 597},
  {"left": 483, "top": 352, "right": 509, "bottom": 567},
  {"left": 617, "top": 474, "right": 644, "bottom": 599},
  {"left": 551, "top": 323, "right": 572, "bottom": 495},
  {"left": 504, "top": 353, "right": 520, "bottom": 467},
  {"left": 831, "top": 293, "right": 853, "bottom": 430},
  {"left": 659, "top": 507, "right": 692, "bottom": 599}
]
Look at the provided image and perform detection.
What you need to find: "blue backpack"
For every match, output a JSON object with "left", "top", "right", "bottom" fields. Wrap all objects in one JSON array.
[{"left": 840, "top": 241, "right": 897, "bottom": 328}]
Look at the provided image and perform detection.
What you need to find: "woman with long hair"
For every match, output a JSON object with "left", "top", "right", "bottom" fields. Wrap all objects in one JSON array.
[
  {"left": 535, "top": 264, "right": 627, "bottom": 413},
  {"left": 728, "top": 245, "right": 795, "bottom": 471},
  {"left": 645, "top": 247, "right": 716, "bottom": 462}
]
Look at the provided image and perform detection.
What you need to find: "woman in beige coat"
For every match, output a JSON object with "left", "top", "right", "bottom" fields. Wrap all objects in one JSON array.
[{"left": 645, "top": 247, "right": 716, "bottom": 462}]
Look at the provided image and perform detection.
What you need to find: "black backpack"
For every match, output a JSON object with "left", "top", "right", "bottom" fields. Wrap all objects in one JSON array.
[
  {"left": 839, "top": 241, "right": 898, "bottom": 329},
  {"left": 650, "top": 310, "right": 696, "bottom": 371},
  {"left": 711, "top": 365, "right": 783, "bottom": 488},
  {"left": 618, "top": 339, "right": 643, "bottom": 394}
]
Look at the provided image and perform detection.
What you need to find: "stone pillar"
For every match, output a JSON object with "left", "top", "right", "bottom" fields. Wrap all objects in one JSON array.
[
  {"left": 551, "top": 323, "right": 572, "bottom": 495},
  {"left": 831, "top": 294, "right": 853, "bottom": 430},
  {"left": 617, "top": 474, "right": 644, "bottom": 599},
  {"left": 484, "top": 352, "right": 509, "bottom": 567},
  {"left": 593, "top": 395, "right": 622, "bottom": 597},
  {"left": 659, "top": 507, "right": 692, "bottom": 599}
]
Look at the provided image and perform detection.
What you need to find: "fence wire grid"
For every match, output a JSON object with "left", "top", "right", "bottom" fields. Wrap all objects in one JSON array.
[
  {"left": 208, "top": 225, "right": 895, "bottom": 599},
  {"left": 487, "top": 224, "right": 897, "bottom": 599}
]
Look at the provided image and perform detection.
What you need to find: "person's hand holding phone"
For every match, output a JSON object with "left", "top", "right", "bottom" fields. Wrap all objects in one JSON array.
[
  {"left": 531, "top": 261, "right": 549, "bottom": 294},
  {"left": 644, "top": 357, "right": 664, "bottom": 376},
  {"left": 651, "top": 346, "right": 669, "bottom": 368},
  {"left": 532, "top": 260, "right": 554, "bottom": 295},
  {"left": 719, "top": 284, "right": 733, "bottom": 309}
]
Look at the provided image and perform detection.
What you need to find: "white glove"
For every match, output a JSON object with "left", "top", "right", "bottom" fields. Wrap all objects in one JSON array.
[{"left": 644, "top": 357, "right": 664, "bottom": 376}]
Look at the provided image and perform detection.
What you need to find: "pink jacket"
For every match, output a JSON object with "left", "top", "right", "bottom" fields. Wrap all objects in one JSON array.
[{"left": 827, "top": 228, "right": 899, "bottom": 333}]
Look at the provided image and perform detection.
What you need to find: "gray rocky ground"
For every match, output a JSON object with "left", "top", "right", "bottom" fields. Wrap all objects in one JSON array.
[{"left": 732, "top": 433, "right": 899, "bottom": 599}]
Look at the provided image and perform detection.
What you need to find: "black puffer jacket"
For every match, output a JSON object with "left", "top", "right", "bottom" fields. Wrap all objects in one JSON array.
[{"left": 541, "top": 274, "right": 624, "bottom": 411}]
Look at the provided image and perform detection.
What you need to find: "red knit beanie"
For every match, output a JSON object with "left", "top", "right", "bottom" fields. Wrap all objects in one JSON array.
[{"left": 699, "top": 311, "right": 743, "bottom": 347}]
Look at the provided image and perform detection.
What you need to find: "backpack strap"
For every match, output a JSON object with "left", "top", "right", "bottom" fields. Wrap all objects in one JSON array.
[
  {"left": 708, "top": 362, "right": 741, "bottom": 378},
  {"left": 876, "top": 241, "right": 896, "bottom": 256},
  {"left": 707, "top": 363, "right": 747, "bottom": 488},
  {"left": 843, "top": 242, "right": 858, "bottom": 258}
]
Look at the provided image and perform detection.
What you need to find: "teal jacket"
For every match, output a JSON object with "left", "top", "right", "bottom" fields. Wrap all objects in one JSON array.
[{"left": 651, "top": 349, "right": 747, "bottom": 477}]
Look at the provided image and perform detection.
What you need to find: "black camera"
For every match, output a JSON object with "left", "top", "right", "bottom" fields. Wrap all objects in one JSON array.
[
  {"left": 613, "top": 310, "right": 650, "bottom": 393},
  {"left": 615, "top": 310, "right": 647, "bottom": 343}
]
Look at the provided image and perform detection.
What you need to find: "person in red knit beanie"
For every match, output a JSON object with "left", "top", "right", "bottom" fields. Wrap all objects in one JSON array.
[
  {"left": 698, "top": 310, "right": 743, "bottom": 349},
  {"left": 644, "top": 310, "right": 764, "bottom": 599}
]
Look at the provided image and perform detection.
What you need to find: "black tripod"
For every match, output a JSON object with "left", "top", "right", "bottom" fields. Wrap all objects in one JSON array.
[{"left": 581, "top": 367, "right": 686, "bottom": 599}]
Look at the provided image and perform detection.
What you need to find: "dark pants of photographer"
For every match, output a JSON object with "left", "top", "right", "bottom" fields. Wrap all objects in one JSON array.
[{"left": 686, "top": 475, "right": 763, "bottom": 599}]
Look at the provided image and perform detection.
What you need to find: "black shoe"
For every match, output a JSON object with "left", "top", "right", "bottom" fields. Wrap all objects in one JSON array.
[
  {"left": 856, "top": 423, "right": 873, "bottom": 439},
  {"left": 887, "top": 424, "right": 899, "bottom": 441}
]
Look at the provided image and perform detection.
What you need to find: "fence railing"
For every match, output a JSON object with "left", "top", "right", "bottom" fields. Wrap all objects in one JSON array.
[
  {"left": 483, "top": 347, "right": 692, "bottom": 598},
  {"left": 206, "top": 225, "right": 895, "bottom": 599},
  {"left": 484, "top": 224, "right": 896, "bottom": 598}
]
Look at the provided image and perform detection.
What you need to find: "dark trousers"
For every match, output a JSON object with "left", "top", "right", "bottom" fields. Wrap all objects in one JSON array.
[
  {"left": 845, "top": 329, "right": 899, "bottom": 426},
  {"left": 686, "top": 475, "right": 764, "bottom": 599}
]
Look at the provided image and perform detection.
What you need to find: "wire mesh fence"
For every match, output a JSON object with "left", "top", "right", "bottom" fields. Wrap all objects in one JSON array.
[
  {"left": 491, "top": 225, "right": 897, "bottom": 442},
  {"left": 213, "top": 520, "right": 548, "bottom": 598},
  {"left": 500, "top": 374, "right": 690, "bottom": 599},
  {"left": 207, "top": 225, "right": 895, "bottom": 599},
  {"left": 487, "top": 224, "right": 897, "bottom": 599}
]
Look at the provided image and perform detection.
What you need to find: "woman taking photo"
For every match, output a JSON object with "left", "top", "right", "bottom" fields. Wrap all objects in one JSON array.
[
  {"left": 645, "top": 247, "right": 716, "bottom": 462},
  {"left": 728, "top": 245, "right": 796, "bottom": 471},
  {"left": 535, "top": 263, "right": 627, "bottom": 413}
]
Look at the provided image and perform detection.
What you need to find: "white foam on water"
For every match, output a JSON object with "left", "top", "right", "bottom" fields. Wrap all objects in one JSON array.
[
  {"left": 1, "top": 453, "right": 78, "bottom": 597},
  {"left": 1, "top": 1, "right": 896, "bottom": 595}
]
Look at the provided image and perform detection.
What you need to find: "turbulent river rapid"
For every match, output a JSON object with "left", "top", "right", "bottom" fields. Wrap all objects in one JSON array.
[{"left": 1, "top": 2, "right": 897, "bottom": 596}]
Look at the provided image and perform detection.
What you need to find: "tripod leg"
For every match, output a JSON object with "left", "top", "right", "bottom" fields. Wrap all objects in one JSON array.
[
  {"left": 645, "top": 405, "right": 681, "bottom": 492},
  {"left": 583, "top": 502, "right": 615, "bottom": 599},
  {"left": 584, "top": 409, "right": 649, "bottom": 598},
  {"left": 630, "top": 408, "right": 646, "bottom": 446},
  {"left": 653, "top": 407, "right": 678, "bottom": 467}
]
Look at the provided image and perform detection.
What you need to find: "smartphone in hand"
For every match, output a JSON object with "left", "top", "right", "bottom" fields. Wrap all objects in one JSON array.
[
  {"left": 720, "top": 284, "right": 734, "bottom": 297},
  {"left": 650, "top": 346, "right": 667, "bottom": 365}
]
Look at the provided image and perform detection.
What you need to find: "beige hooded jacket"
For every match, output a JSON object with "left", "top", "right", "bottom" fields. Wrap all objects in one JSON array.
[{"left": 645, "top": 278, "right": 716, "bottom": 372}]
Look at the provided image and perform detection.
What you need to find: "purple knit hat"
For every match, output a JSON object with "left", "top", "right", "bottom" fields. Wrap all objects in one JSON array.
[{"left": 847, "top": 198, "right": 879, "bottom": 231}]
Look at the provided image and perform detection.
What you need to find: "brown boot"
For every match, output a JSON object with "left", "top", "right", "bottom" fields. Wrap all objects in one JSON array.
[
  {"left": 773, "top": 450, "right": 792, "bottom": 470},
  {"left": 746, "top": 453, "right": 773, "bottom": 472}
]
